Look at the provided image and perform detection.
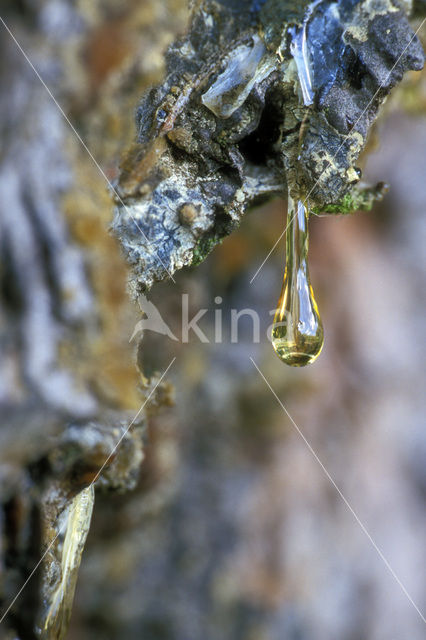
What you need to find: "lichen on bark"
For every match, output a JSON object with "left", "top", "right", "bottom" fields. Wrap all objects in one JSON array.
[{"left": 113, "top": 0, "right": 424, "bottom": 293}]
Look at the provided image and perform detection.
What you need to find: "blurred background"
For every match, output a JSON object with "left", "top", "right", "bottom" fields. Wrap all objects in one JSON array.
[{"left": 0, "top": 1, "right": 425, "bottom": 639}]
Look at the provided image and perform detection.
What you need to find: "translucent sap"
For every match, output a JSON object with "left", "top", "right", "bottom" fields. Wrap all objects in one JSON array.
[{"left": 272, "top": 197, "right": 323, "bottom": 366}]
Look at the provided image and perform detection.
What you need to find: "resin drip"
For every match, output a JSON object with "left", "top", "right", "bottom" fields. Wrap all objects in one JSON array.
[{"left": 272, "top": 197, "right": 323, "bottom": 366}]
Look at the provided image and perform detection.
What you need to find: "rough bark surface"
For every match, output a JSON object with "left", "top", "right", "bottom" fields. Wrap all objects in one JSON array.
[
  {"left": 113, "top": 0, "right": 424, "bottom": 292},
  {"left": 0, "top": 1, "right": 182, "bottom": 638}
]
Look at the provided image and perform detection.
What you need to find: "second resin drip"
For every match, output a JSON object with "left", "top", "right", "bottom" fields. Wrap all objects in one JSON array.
[{"left": 272, "top": 197, "right": 323, "bottom": 366}]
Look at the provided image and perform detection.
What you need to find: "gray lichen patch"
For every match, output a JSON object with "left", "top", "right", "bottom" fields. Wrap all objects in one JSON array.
[
  {"left": 113, "top": 0, "right": 424, "bottom": 293},
  {"left": 343, "top": 0, "right": 400, "bottom": 43}
]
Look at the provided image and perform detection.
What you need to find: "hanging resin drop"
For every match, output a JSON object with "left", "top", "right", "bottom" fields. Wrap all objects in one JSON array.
[{"left": 272, "top": 196, "right": 324, "bottom": 366}]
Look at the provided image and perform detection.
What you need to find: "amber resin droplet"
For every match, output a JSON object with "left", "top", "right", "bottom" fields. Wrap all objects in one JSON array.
[{"left": 272, "top": 196, "right": 324, "bottom": 366}]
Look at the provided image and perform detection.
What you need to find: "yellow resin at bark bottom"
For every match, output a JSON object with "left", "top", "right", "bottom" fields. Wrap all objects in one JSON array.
[{"left": 272, "top": 197, "right": 323, "bottom": 367}]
